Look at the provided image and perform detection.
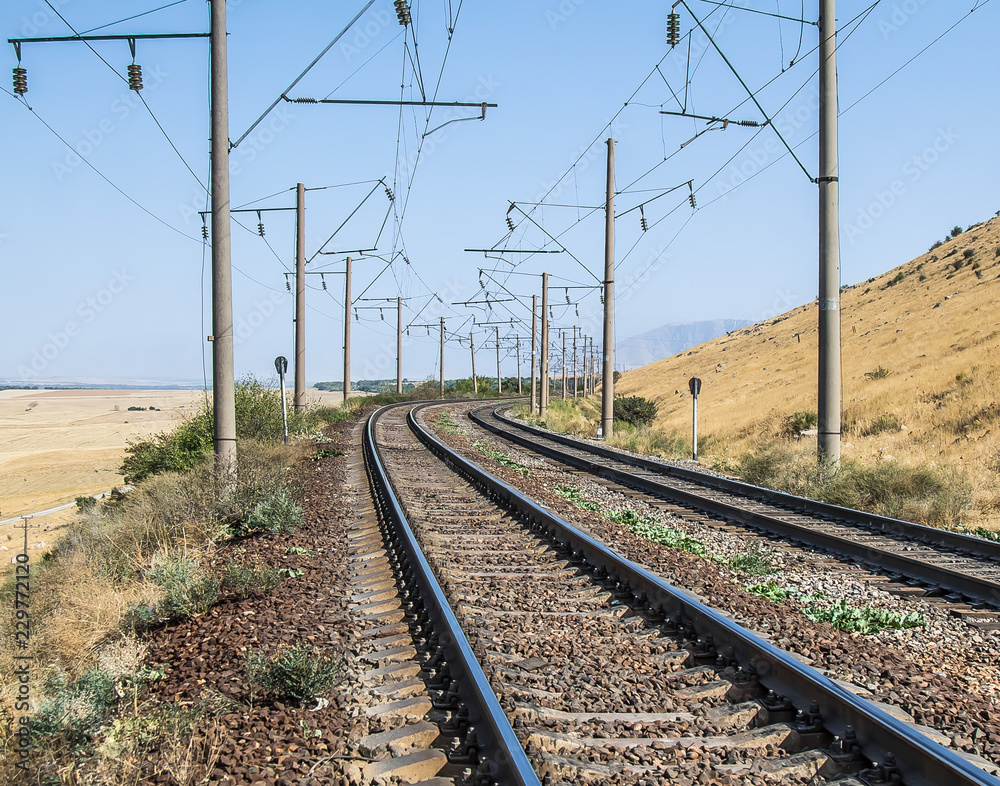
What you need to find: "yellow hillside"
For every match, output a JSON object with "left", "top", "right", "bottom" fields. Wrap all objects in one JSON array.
[{"left": 616, "top": 215, "right": 1000, "bottom": 528}]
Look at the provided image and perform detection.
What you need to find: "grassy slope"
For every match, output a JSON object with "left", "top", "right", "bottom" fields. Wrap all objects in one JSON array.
[{"left": 615, "top": 215, "right": 1000, "bottom": 528}]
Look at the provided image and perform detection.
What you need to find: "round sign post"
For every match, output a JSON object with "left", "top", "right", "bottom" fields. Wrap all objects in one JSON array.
[
  {"left": 688, "top": 377, "right": 702, "bottom": 462},
  {"left": 275, "top": 356, "right": 289, "bottom": 445}
]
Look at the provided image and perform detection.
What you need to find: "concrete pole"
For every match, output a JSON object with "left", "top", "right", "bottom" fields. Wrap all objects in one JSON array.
[
  {"left": 294, "top": 183, "right": 306, "bottom": 412},
  {"left": 818, "top": 0, "right": 841, "bottom": 466},
  {"left": 572, "top": 328, "right": 578, "bottom": 399},
  {"left": 439, "top": 317, "right": 445, "bottom": 398},
  {"left": 496, "top": 326, "right": 502, "bottom": 395},
  {"left": 530, "top": 295, "right": 538, "bottom": 414},
  {"left": 516, "top": 336, "right": 522, "bottom": 395},
  {"left": 540, "top": 273, "right": 550, "bottom": 417},
  {"left": 601, "top": 138, "right": 616, "bottom": 438},
  {"left": 343, "top": 256, "right": 351, "bottom": 404},
  {"left": 396, "top": 295, "right": 403, "bottom": 394},
  {"left": 470, "top": 330, "right": 478, "bottom": 395},
  {"left": 561, "top": 330, "right": 567, "bottom": 400},
  {"left": 210, "top": 0, "right": 236, "bottom": 472}
]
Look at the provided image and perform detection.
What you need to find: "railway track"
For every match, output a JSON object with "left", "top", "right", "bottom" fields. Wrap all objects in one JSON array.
[
  {"left": 468, "top": 405, "right": 1000, "bottom": 616},
  {"left": 358, "top": 400, "right": 998, "bottom": 785}
]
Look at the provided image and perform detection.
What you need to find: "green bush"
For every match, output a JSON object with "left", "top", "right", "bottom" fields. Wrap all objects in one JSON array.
[
  {"left": 75, "top": 495, "right": 97, "bottom": 511},
  {"left": 221, "top": 559, "right": 282, "bottom": 599},
  {"left": 802, "top": 598, "right": 925, "bottom": 634},
  {"left": 245, "top": 645, "right": 341, "bottom": 707},
  {"left": 613, "top": 395, "right": 658, "bottom": 428},
  {"left": 781, "top": 411, "right": 817, "bottom": 438},
  {"left": 128, "top": 553, "right": 219, "bottom": 629},
  {"left": 234, "top": 489, "right": 305, "bottom": 538},
  {"left": 120, "top": 413, "right": 213, "bottom": 484}
]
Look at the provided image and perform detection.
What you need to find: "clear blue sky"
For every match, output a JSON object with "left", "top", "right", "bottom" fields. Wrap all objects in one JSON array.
[{"left": 2, "top": 1, "right": 996, "bottom": 386}]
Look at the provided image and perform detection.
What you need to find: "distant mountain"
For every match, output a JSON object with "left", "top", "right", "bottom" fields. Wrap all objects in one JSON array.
[{"left": 617, "top": 319, "right": 751, "bottom": 370}]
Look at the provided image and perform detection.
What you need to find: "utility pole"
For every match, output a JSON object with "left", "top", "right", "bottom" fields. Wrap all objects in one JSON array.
[
  {"left": 601, "top": 138, "right": 616, "bottom": 438},
  {"left": 516, "top": 336, "right": 522, "bottom": 395},
  {"left": 343, "top": 256, "right": 351, "bottom": 404},
  {"left": 440, "top": 317, "right": 445, "bottom": 398},
  {"left": 294, "top": 182, "right": 306, "bottom": 412},
  {"left": 572, "top": 328, "right": 578, "bottom": 399},
  {"left": 470, "top": 330, "right": 478, "bottom": 395},
  {"left": 496, "top": 326, "right": 502, "bottom": 395},
  {"left": 530, "top": 295, "right": 538, "bottom": 414},
  {"left": 396, "top": 295, "right": 403, "bottom": 394},
  {"left": 818, "top": 0, "right": 841, "bottom": 466},
  {"left": 540, "top": 273, "right": 550, "bottom": 417},
  {"left": 561, "top": 330, "right": 567, "bottom": 401},
  {"left": 210, "top": 0, "right": 236, "bottom": 471}
]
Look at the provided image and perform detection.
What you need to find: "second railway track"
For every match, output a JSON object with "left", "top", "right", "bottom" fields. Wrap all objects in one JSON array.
[{"left": 359, "top": 400, "right": 999, "bottom": 785}]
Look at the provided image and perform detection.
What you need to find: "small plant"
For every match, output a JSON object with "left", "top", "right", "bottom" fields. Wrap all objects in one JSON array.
[
  {"left": 472, "top": 441, "right": 531, "bottom": 475},
  {"left": 728, "top": 542, "right": 775, "bottom": 576},
  {"left": 951, "top": 225, "right": 963, "bottom": 238},
  {"left": 884, "top": 272, "right": 906, "bottom": 287},
  {"left": 963, "top": 248, "right": 975, "bottom": 259},
  {"left": 313, "top": 448, "right": 343, "bottom": 460},
  {"left": 75, "top": 495, "right": 97, "bottom": 511},
  {"left": 435, "top": 412, "right": 462, "bottom": 435},
  {"left": 919, "top": 273, "right": 927, "bottom": 282},
  {"left": 142, "top": 553, "right": 220, "bottom": 623},
  {"left": 781, "top": 411, "right": 817, "bottom": 438},
  {"left": 952, "top": 258, "right": 966, "bottom": 271},
  {"left": 613, "top": 395, "right": 658, "bottom": 428},
  {"left": 628, "top": 520, "right": 708, "bottom": 556},
  {"left": 553, "top": 485, "right": 602, "bottom": 512},
  {"left": 221, "top": 559, "right": 282, "bottom": 599},
  {"left": 864, "top": 366, "right": 891, "bottom": 381},
  {"left": 245, "top": 645, "right": 341, "bottom": 707},
  {"left": 802, "top": 598, "right": 925, "bottom": 634},
  {"left": 861, "top": 413, "right": 902, "bottom": 436},
  {"left": 285, "top": 546, "right": 314, "bottom": 556},
  {"left": 235, "top": 489, "right": 305, "bottom": 537},
  {"left": 745, "top": 581, "right": 788, "bottom": 602}
]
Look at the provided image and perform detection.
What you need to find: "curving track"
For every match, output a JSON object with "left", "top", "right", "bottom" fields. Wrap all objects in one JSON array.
[
  {"left": 359, "top": 400, "right": 999, "bottom": 786},
  {"left": 469, "top": 404, "right": 1000, "bottom": 614}
]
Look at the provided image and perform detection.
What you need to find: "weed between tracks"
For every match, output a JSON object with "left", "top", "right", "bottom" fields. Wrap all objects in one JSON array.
[{"left": 472, "top": 441, "right": 532, "bottom": 476}]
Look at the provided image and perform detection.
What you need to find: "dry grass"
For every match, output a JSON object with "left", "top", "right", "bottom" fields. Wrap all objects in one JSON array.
[
  {"left": 0, "top": 438, "right": 306, "bottom": 782},
  {"left": 614, "top": 215, "right": 1000, "bottom": 531}
]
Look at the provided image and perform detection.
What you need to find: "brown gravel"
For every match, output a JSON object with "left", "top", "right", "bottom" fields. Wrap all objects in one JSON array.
[
  {"left": 424, "top": 402, "right": 1000, "bottom": 768},
  {"left": 141, "top": 414, "right": 367, "bottom": 785}
]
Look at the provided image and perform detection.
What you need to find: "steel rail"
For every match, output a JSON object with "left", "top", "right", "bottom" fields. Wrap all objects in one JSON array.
[
  {"left": 471, "top": 407, "right": 1000, "bottom": 607},
  {"left": 364, "top": 403, "right": 541, "bottom": 786},
  {"left": 407, "top": 403, "right": 999, "bottom": 786},
  {"left": 485, "top": 406, "right": 1000, "bottom": 561}
]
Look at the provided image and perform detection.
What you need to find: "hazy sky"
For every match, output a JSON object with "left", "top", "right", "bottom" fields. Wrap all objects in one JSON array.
[{"left": 2, "top": 1, "right": 996, "bottom": 386}]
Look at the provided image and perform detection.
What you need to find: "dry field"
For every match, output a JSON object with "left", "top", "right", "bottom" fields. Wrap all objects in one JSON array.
[
  {"left": 0, "top": 387, "right": 345, "bottom": 566},
  {"left": 616, "top": 215, "right": 1000, "bottom": 529}
]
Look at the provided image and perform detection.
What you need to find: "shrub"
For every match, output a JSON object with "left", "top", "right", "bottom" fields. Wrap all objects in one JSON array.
[
  {"left": 951, "top": 225, "right": 963, "bottom": 238},
  {"left": 863, "top": 366, "right": 891, "bottom": 381},
  {"left": 120, "top": 413, "right": 213, "bottom": 484},
  {"left": 802, "top": 598, "right": 924, "bottom": 634},
  {"left": 235, "top": 489, "right": 305, "bottom": 537},
  {"left": 781, "top": 411, "right": 817, "bottom": 438},
  {"left": 221, "top": 559, "right": 282, "bottom": 599},
  {"left": 963, "top": 248, "right": 975, "bottom": 259},
  {"left": 128, "top": 553, "right": 219, "bottom": 629},
  {"left": 860, "top": 413, "right": 901, "bottom": 436},
  {"left": 614, "top": 395, "right": 658, "bottom": 428},
  {"left": 75, "top": 495, "right": 97, "bottom": 511},
  {"left": 245, "top": 645, "right": 341, "bottom": 707}
]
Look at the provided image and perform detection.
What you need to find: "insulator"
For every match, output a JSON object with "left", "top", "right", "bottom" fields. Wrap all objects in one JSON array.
[
  {"left": 575, "top": 305, "right": 579, "bottom": 317},
  {"left": 292, "top": 97, "right": 317, "bottom": 103},
  {"left": 354, "top": 309, "right": 359, "bottom": 321},
  {"left": 380, "top": 309, "right": 385, "bottom": 320},
  {"left": 641, "top": 216, "right": 648, "bottom": 232},
  {"left": 667, "top": 11, "right": 681, "bottom": 47},
  {"left": 201, "top": 223, "right": 209, "bottom": 239},
  {"left": 285, "top": 280, "right": 291, "bottom": 291},
  {"left": 565, "top": 289, "right": 570, "bottom": 304},
  {"left": 394, "top": 0, "right": 411, "bottom": 25},
  {"left": 689, "top": 193, "right": 697, "bottom": 209},
  {"left": 506, "top": 216, "right": 515, "bottom": 232},
  {"left": 737, "top": 119, "right": 761, "bottom": 127},
  {"left": 549, "top": 307, "right": 553, "bottom": 318},
  {"left": 321, "top": 275, "right": 327, "bottom": 290},
  {"left": 384, "top": 185, "right": 394, "bottom": 200},
  {"left": 127, "top": 62, "right": 143, "bottom": 91},
  {"left": 257, "top": 222, "right": 265, "bottom": 237},
  {"left": 600, "top": 293, "right": 604, "bottom": 305},
  {"left": 426, "top": 327, "right": 431, "bottom": 336},
  {"left": 12, "top": 66, "right": 27, "bottom": 95}
]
